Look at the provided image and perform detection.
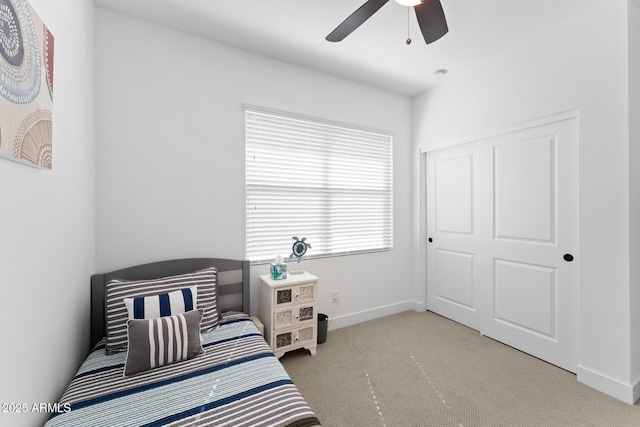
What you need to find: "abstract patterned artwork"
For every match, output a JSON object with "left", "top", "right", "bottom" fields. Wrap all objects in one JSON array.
[{"left": 0, "top": 0, "right": 53, "bottom": 168}]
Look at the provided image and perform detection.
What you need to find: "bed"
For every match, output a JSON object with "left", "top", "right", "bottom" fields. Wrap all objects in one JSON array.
[{"left": 45, "top": 258, "right": 321, "bottom": 427}]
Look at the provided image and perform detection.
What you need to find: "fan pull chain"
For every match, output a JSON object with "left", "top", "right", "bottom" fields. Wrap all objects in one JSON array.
[{"left": 406, "top": 7, "right": 412, "bottom": 45}]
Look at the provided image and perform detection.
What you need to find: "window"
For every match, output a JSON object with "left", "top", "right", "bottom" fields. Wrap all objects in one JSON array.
[{"left": 245, "top": 108, "right": 393, "bottom": 263}]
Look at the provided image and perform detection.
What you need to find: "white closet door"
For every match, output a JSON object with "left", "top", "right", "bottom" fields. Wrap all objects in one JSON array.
[
  {"left": 426, "top": 142, "right": 480, "bottom": 330},
  {"left": 426, "top": 115, "right": 579, "bottom": 372},
  {"left": 477, "top": 118, "right": 579, "bottom": 372}
]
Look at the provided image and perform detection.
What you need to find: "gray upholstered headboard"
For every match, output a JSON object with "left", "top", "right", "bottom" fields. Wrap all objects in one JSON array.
[{"left": 90, "top": 258, "right": 250, "bottom": 349}]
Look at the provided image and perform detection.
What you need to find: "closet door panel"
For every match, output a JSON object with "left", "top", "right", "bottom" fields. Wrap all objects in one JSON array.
[{"left": 426, "top": 143, "right": 479, "bottom": 330}]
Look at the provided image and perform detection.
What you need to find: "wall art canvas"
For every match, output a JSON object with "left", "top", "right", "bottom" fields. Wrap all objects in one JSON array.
[{"left": 0, "top": 0, "right": 54, "bottom": 169}]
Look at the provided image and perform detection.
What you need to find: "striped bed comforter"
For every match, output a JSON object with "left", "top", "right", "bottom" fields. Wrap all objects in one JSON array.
[{"left": 45, "top": 314, "right": 321, "bottom": 427}]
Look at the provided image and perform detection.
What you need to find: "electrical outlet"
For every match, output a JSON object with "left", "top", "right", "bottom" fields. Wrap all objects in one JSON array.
[{"left": 332, "top": 291, "right": 339, "bottom": 304}]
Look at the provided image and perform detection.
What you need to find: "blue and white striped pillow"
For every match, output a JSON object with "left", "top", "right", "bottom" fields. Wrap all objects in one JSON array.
[{"left": 123, "top": 286, "right": 197, "bottom": 321}]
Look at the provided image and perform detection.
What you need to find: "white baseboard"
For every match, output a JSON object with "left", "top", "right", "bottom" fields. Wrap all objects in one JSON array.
[
  {"left": 327, "top": 300, "right": 423, "bottom": 331},
  {"left": 577, "top": 364, "right": 640, "bottom": 404}
]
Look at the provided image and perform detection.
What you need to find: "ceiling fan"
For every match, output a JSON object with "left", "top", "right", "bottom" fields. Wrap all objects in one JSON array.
[{"left": 326, "top": 0, "right": 448, "bottom": 45}]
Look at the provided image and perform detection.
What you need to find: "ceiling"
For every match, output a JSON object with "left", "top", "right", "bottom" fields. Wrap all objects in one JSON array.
[{"left": 94, "top": 0, "right": 602, "bottom": 97}]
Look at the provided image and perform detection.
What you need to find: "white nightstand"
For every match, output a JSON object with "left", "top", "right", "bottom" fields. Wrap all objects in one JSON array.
[{"left": 259, "top": 272, "right": 319, "bottom": 358}]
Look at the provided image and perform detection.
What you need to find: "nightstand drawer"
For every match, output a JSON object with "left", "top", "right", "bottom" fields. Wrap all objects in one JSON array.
[
  {"left": 274, "top": 284, "right": 316, "bottom": 307},
  {"left": 273, "top": 325, "right": 316, "bottom": 353},
  {"left": 274, "top": 304, "right": 315, "bottom": 330}
]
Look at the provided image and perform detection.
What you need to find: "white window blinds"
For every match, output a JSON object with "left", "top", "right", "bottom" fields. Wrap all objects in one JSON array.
[{"left": 245, "top": 108, "right": 393, "bottom": 263}]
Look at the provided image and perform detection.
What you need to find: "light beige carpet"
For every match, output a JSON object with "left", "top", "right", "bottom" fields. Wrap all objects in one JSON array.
[{"left": 280, "top": 311, "right": 640, "bottom": 427}]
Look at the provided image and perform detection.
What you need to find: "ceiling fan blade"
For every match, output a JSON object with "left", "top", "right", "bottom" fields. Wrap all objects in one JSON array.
[
  {"left": 414, "top": 0, "right": 448, "bottom": 44},
  {"left": 326, "top": 0, "right": 390, "bottom": 42}
]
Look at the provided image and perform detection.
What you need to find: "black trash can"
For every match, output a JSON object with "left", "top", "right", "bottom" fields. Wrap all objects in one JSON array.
[{"left": 317, "top": 313, "right": 328, "bottom": 344}]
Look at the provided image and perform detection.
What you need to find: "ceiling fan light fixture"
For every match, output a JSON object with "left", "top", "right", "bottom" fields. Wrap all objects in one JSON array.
[
  {"left": 395, "top": 0, "right": 422, "bottom": 6},
  {"left": 326, "top": 0, "right": 447, "bottom": 44}
]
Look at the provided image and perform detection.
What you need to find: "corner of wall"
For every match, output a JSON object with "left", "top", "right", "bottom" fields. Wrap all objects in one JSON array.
[
  {"left": 628, "top": 0, "right": 640, "bottom": 386},
  {"left": 577, "top": 365, "right": 639, "bottom": 404}
]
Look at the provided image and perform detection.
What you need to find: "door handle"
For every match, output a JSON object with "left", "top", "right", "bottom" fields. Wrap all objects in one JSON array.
[
  {"left": 563, "top": 254, "right": 574, "bottom": 262},
  {"left": 428, "top": 237, "right": 433, "bottom": 243}
]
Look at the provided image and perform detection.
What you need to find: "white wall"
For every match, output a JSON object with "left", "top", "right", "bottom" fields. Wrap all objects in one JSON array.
[
  {"left": 95, "top": 9, "right": 415, "bottom": 330},
  {"left": 413, "top": 0, "right": 635, "bottom": 402},
  {"left": 0, "top": 1, "right": 95, "bottom": 426},
  {"left": 629, "top": 0, "right": 640, "bottom": 398}
]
